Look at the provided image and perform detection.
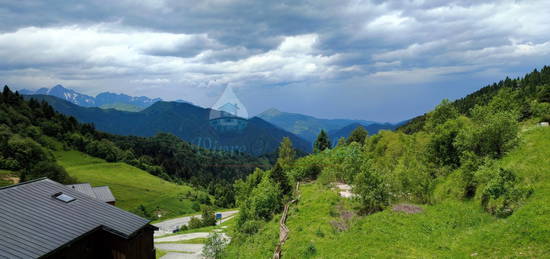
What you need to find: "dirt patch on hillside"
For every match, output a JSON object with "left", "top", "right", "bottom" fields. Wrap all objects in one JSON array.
[
  {"left": 1, "top": 176, "right": 19, "bottom": 185},
  {"left": 330, "top": 203, "right": 355, "bottom": 232},
  {"left": 333, "top": 183, "right": 356, "bottom": 198},
  {"left": 392, "top": 204, "right": 423, "bottom": 214}
]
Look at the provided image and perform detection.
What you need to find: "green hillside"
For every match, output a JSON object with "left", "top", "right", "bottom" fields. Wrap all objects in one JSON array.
[
  {"left": 225, "top": 126, "right": 550, "bottom": 258},
  {"left": 55, "top": 150, "right": 209, "bottom": 219},
  {"left": 223, "top": 67, "right": 550, "bottom": 258}
]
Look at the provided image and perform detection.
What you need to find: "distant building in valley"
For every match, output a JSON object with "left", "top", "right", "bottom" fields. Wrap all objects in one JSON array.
[
  {"left": 66, "top": 183, "right": 116, "bottom": 205},
  {"left": 0, "top": 178, "right": 157, "bottom": 259}
]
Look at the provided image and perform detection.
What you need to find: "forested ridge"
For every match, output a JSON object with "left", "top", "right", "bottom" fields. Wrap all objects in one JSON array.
[
  {"left": 0, "top": 86, "right": 271, "bottom": 207},
  {"left": 26, "top": 94, "right": 312, "bottom": 156},
  {"left": 399, "top": 66, "right": 550, "bottom": 134},
  {"left": 223, "top": 67, "right": 550, "bottom": 257}
]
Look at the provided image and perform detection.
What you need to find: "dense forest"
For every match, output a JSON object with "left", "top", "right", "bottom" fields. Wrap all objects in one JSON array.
[
  {"left": 225, "top": 67, "right": 550, "bottom": 252},
  {"left": 0, "top": 86, "right": 271, "bottom": 207}
]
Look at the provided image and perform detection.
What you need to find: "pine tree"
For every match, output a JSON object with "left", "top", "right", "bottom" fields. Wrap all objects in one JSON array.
[
  {"left": 313, "top": 130, "right": 331, "bottom": 152},
  {"left": 270, "top": 162, "right": 291, "bottom": 195},
  {"left": 277, "top": 137, "right": 295, "bottom": 169},
  {"left": 347, "top": 126, "right": 368, "bottom": 145}
]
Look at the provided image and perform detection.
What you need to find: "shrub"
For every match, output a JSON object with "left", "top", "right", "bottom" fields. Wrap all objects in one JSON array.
[
  {"left": 201, "top": 206, "right": 216, "bottom": 227},
  {"left": 135, "top": 204, "right": 152, "bottom": 220},
  {"left": 7, "top": 134, "right": 52, "bottom": 170},
  {"left": 202, "top": 232, "right": 229, "bottom": 259},
  {"left": 188, "top": 216, "right": 203, "bottom": 229},
  {"left": 178, "top": 225, "right": 188, "bottom": 232},
  {"left": 236, "top": 175, "right": 282, "bottom": 233},
  {"left": 21, "top": 161, "right": 76, "bottom": 184},
  {"left": 477, "top": 167, "right": 533, "bottom": 217},
  {"left": 289, "top": 155, "right": 322, "bottom": 182},
  {"left": 238, "top": 220, "right": 262, "bottom": 235},
  {"left": 456, "top": 106, "right": 519, "bottom": 159},
  {"left": 353, "top": 163, "right": 389, "bottom": 214},
  {"left": 191, "top": 201, "right": 201, "bottom": 212}
]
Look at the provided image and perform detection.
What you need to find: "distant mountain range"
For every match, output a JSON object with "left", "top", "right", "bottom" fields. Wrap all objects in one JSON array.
[
  {"left": 25, "top": 95, "right": 311, "bottom": 156},
  {"left": 257, "top": 108, "right": 403, "bottom": 143},
  {"left": 19, "top": 85, "right": 403, "bottom": 154},
  {"left": 18, "top": 85, "right": 189, "bottom": 111}
]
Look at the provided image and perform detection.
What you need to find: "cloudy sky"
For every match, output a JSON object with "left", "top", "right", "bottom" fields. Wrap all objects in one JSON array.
[{"left": 1, "top": 0, "right": 550, "bottom": 122}]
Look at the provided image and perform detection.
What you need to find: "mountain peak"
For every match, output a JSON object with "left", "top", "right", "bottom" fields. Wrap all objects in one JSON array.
[{"left": 260, "top": 108, "right": 282, "bottom": 117}]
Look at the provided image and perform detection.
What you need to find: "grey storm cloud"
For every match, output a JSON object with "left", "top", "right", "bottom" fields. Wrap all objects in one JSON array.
[{"left": 1, "top": 0, "right": 550, "bottom": 121}]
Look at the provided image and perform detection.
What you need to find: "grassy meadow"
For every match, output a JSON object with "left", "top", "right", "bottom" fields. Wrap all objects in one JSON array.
[
  {"left": 55, "top": 150, "right": 203, "bottom": 219},
  {"left": 225, "top": 126, "right": 550, "bottom": 258}
]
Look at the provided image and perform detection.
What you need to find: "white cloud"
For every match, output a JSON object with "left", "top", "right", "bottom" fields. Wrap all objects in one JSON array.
[
  {"left": 3, "top": 0, "right": 550, "bottom": 120},
  {"left": 0, "top": 25, "right": 344, "bottom": 93}
]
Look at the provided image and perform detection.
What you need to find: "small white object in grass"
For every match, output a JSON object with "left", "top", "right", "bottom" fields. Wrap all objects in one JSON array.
[
  {"left": 335, "top": 183, "right": 356, "bottom": 198},
  {"left": 540, "top": 122, "right": 549, "bottom": 127}
]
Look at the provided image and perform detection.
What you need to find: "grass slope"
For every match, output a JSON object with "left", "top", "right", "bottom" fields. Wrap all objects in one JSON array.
[
  {"left": 55, "top": 150, "right": 201, "bottom": 218},
  {"left": 226, "top": 126, "right": 550, "bottom": 258}
]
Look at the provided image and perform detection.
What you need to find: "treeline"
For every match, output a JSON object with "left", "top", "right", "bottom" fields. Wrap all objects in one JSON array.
[
  {"left": 1, "top": 87, "right": 81, "bottom": 184},
  {"left": 399, "top": 66, "right": 550, "bottom": 134},
  {"left": 109, "top": 133, "right": 271, "bottom": 207},
  {"left": 231, "top": 137, "right": 295, "bottom": 237},
  {"left": 0, "top": 86, "right": 269, "bottom": 208}
]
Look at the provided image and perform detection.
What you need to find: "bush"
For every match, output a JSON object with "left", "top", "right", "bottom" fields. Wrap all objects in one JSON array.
[
  {"left": 85, "top": 139, "right": 125, "bottom": 162},
  {"left": 238, "top": 220, "right": 262, "bottom": 235},
  {"left": 456, "top": 106, "right": 519, "bottom": 159},
  {"left": 191, "top": 201, "right": 201, "bottom": 212},
  {"left": 477, "top": 167, "right": 533, "bottom": 217},
  {"left": 289, "top": 155, "right": 322, "bottom": 182},
  {"left": 7, "top": 134, "right": 52, "bottom": 170},
  {"left": 353, "top": 163, "right": 389, "bottom": 214},
  {"left": 21, "top": 161, "right": 76, "bottom": 184},
  {"left": 201, "top": 206, "right": 216, "bottom": 227},
  {"left": 236, "top": 175, "right": 282, "bottom": 233},
  {"left": 188, "top": 216, "right": 203, "bottom": 229},
  {"left": 202, "top": 232, "right": 229, "bottom": 259},
  {"left": 134, "top": 204, "right": 153, "bottom": 220}
]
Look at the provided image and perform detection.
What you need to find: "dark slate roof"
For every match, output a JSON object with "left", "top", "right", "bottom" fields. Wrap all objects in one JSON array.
[
  {"left": 65, "top": 183, "right": 95, "bottom": 198},
  {"left": 92, "top": 186, "right": 116, "bottom": 203},
  {"left": 65, "top": 183, "right": 116, "bottom": 203},
  {"left": 0, "top": 178, "right": 152, "bottom": 259}
]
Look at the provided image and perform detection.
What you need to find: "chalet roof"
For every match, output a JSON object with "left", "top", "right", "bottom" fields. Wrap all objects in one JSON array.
[
  {"left": 66, "top": 183, "right": 116, "bottom": 203},
  {"left": 92, "top": 186, "right": 116, "bottom": 203},
  {"left": 0, "top": 178, "right": 152, "bottom": 258},
  {"left": 66, "top": 183, "right": 95, "bottom": 197}
]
